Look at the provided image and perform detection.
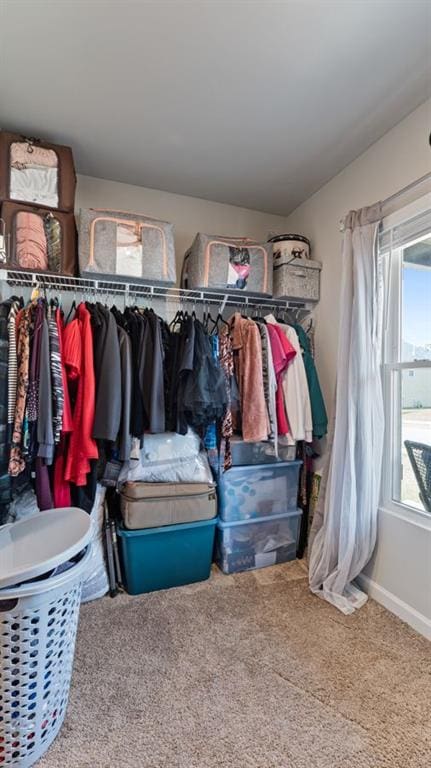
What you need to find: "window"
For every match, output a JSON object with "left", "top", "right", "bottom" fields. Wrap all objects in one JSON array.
[{"left": 381, "top": 196, "right": 431, "bottom": 516}]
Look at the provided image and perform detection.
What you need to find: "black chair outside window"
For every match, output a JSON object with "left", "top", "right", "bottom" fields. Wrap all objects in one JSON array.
[{"left": 404, "top": 441, "right": 431, "bottom": 514}]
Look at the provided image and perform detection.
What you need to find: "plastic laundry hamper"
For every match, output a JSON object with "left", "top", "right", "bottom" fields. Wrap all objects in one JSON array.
[{"left": 0, "top": 508, "right": 92, "bottom": 768}]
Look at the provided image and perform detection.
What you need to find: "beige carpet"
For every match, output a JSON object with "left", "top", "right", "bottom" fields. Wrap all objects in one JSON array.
[{"left": 38, "top": 562, "right": 431, "bottom": 768}]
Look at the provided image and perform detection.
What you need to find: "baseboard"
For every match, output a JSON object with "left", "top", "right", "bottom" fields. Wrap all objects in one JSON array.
[{"left": 357, "top": 573, "right": 431, "bottom": 641}]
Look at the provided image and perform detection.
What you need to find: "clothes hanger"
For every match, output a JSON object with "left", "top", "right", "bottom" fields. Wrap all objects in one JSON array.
[
  {"left": 65, "top": 300, "right": 77, "bottom": 323},
  {"left": 169, "top": 309, "right": 184, "bottom": 329}
]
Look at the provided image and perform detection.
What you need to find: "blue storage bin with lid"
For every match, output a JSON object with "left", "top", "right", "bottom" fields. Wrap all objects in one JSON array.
[
  {"left": 215, "top": 509, "right": 301, "bottom": 574},
  {"left": 117, "top": 517, "right": 217, "bottom": 595},
  {"left": 218, "top": 451, "right": 302, "bottom": 522}
]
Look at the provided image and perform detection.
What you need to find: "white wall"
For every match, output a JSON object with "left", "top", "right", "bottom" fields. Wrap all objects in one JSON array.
[
  {"left": 283, "top": 99, "right": 431, "bottom": 414},
  {"left": 75, "top": 175, "right": 288, "bottom": 282},
  {"left": 284, "top": 99, "right": 431, "bottom": 638}
]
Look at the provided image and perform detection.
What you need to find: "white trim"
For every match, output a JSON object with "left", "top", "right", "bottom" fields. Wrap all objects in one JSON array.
[
  {"left": 357, "top": 573, "right": 431, "bottom": 641},
  {"left": 384, "top": 361, "right": 431, "bottom": 370},
  {"left": 378, "top": 502, "right": 431, "bottom": 530}
]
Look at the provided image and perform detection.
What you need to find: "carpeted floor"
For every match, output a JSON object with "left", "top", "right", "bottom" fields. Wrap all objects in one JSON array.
[{"left": 38, "top": 562, "right": 431, "bottom": 768}]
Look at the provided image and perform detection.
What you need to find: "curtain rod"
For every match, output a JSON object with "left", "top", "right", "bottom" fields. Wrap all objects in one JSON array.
[
  {"left": 339, "top": 172, "right": 431, "bottom": 231},
  {"left": 381, "top": 171, "right": 431, "bottom": 208}
]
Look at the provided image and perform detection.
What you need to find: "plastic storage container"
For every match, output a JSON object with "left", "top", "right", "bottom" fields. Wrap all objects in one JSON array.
[
  {"left": 117, "top": 517, "right": 217, "bottom": 595},
  {"left": 215, "top": 510, "right": 301, "bottom": 574},
  {"left": 218, "top": 455, "right": 302, "bottom": 522},
  {"left": 0, "top": 508, "right": 91, "bottom": 768}
]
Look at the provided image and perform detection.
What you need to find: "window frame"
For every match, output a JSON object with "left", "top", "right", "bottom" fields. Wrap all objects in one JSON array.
[{"left": 380, "top": 193, "right": 431, "bottom": 522}]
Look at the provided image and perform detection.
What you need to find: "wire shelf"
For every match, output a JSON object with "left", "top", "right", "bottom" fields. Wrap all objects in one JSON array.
[{"left": 0, "top": 269, "right": 314, "bottom": 314}]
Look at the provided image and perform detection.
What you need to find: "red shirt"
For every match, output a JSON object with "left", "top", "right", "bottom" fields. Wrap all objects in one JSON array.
[
  {"left": 266, "top": 324, "right": 296, "bottom": 435},
  {"left": 64, "top": 303, "right": 98, "bottom": 485}
]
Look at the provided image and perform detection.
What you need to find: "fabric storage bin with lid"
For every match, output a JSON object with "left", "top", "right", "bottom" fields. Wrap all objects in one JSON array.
[
  {"left": 218, "top": 453, "right": 302, "bottom": 522},
  {"left": 0, "top": 201, "right": 77, "bottom": 276},
  {"left": 78, "top": 208, "right": 176, "bottom": 284},
  {"left": 0, "top": 131, "right": 76, "bottom": 213},
  {"left": 0, "top": 508, "right": 91, "bottom": 768},
  {"left": 117, "top": 517, "right": 217, "bottom": 594},
  {"left": 215, "top": 510, "right": 301, "bottom": 574},
  {"left": 120, "top": 481, "right": 217, "bottom": 530},
  {"left": 273, "top": 255, "right": 321, "bottom": 302},
  {"left": 181, "top": 233, "right": 273, "bottom": 297}
]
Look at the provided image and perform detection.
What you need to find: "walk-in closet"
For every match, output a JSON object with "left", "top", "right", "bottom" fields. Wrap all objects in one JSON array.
[{"left": 0, "top": 2, "right": 430, "bottom": 767}]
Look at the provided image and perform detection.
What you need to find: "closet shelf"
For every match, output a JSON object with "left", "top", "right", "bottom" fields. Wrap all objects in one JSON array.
[{"left": 0, "top": 269, "right": 313, "bottom": 312}]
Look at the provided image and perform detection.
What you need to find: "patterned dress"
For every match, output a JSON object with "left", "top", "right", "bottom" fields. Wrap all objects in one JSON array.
[
  {"left": 219, "top": 328, "right": 234, "bottom": 471},
  {"left": 48, "top": 305, "right": 64, "bottom": 444},
  {"left": 9, "top": 306, "right": 32, "bottom": 476}
]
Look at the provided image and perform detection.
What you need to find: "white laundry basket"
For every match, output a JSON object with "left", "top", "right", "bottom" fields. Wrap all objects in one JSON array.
[{"left": 0, "top": 508, "right": 91, "bottom": 768}]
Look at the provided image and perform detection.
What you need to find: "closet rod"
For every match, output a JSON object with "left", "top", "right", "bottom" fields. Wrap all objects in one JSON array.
[
  {"left": 0, "top": 268, "right": 315, "bottom": 312},
  {"left": 339, "top": 172, "right": 431, "bottom": 231}
]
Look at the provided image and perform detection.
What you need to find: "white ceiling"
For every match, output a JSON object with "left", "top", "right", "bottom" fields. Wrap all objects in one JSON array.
[{"left": 1, "top": 0, "right": 430, "bottom": 215}]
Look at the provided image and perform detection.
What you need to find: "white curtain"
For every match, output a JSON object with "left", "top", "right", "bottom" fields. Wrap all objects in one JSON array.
[{"left": 309, "top": 204, "right": 385, "bottom": 614}]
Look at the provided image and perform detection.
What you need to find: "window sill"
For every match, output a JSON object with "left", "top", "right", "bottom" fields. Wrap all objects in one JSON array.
[{"left": 378, "top": 500, "right": 431, "bottom": 530}]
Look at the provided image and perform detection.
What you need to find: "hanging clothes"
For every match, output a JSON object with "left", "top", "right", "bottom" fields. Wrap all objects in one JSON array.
[
  {"left": 139, "top": 309, "right": 165, "bottom": 434},
  {"left": 48, "top": 304, "right": 64, "bottom": 446},
  {"left": 255, "top": 320, "right": 277, "bottom": 448},
  {"left": 90, "top": 303, "right": 122, "bottom": 442},
  {"left": 265, "top": 322, "right": 294, "bottom": 437},
  {"left": 182, "top": 319, "right": 227, "bottom": 432},
  {"left": 229, "top": 313, "right": 269, "bottom": 442},
  {"left": 125, "top": 308, "right": 145, "bottom": 438},
  {"left": 9, "top": 305, "right": 32, "bottom": 477},
  {"left": 203, "top": 333, "right": 221, "bottom": 473},
  {"left": 26, "top": 300, "right": 44, "bottom": 461},
  {"left": 219, "top": 327, "right": 234, "bottom": 471},
  {"left": 116, "top": 324, "right": 132, "bottom": 462},
  {"left": 63, "top": 303, "right": 98, "bottom": 486},
  {"left": 7, "top": 298, "right": 20, "bottom": 443},
  {"left": 37, "top": 312, "right": 54, "bottom": 464},
  {"left": 293, "top": 322, "right": 328, "bottom": 439},
  {"left": 0, "top": 300, "right": 14, "bottom": 519},
  {"left": 267, "top": 315, "right": 312, "bottom": 445},
  {"left": 56, "top": 307, "right": 73, "bottom": 434}
]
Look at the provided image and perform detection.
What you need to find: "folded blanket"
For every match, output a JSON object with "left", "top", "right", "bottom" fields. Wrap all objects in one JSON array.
[
  {"left": 10, "top": 166, "right": 58, "bottom": 208},
  {"left": 15, "top": 211, "right": 48, "bottom": 270},
  {"left": 11, "top": 141, "right": 58, "bottom": 168}
]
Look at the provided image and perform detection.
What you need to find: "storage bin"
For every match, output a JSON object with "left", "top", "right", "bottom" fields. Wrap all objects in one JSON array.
[
  {"left": 117, "top": 517, "right": 217, "bottom": 594},
  {"left": 273, "top": 256, "right": 321, "bottom": 302},
  {"left": 0, "top": 131, "right": 76, "bottom": 213},
  {"left": 215, "top": 510, "right": 301, "bottom": 574},
  {"left": 269, "top": 233, "right": 311, "bottom": 260},
  {"left": 0, "top": 508, "right": 91, "bottom": 768},
  {"left": 78, "top": 208, "right": 176, "bottom": 284},
  {"left": 120, "top": 481, "right": 217, "bottom": 530},
  {"left": 218, "top": 457, "right": 302, "bottom": 522},
  {"left": 181, "top": 232, "right": 273, "bottom": 297},
  {"left": 0, "top": 201, "right": 77, "bottom": 276}
]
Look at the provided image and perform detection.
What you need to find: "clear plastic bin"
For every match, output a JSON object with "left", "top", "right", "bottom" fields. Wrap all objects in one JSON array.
[
  {"left": 215, "top": 510, "right": 301, "bottom": 574},
  {"left": 218, "top": 457, "right": 302, "bottom": 522}
]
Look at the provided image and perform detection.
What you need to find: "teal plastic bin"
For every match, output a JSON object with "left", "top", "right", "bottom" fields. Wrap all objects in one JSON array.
[{"left": 117, "top": 517, "right": 217, "bottom": 595}]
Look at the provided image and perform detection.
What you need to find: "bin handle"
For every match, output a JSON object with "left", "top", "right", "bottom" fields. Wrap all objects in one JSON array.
[{"left": 0, "top": 597, "right": 19, "bottom": 611}]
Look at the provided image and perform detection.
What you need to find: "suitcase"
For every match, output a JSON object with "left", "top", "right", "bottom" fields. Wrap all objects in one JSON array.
[
  {"left": 78, "top": 208, "right": 176, "bottom": 284},
  {"left": 120, "top": 481, "right": 217, "bottom": 530},
  {"left": 0, "top": 131, "right": 76, "bottom": 213},
  {"left": 181, "top": 233, "right": 273, "bottom": 297},
  {"left": 0, "top": 201, "right": 78, "bottom": 276},
  {"left": 273, "top": 256, "right": 321, "bottom": 302}
]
